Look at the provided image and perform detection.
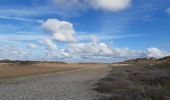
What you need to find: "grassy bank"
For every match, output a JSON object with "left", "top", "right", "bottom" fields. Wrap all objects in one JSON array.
[{"left": 94, "top": 57, "right": 170, "bottom": 100}]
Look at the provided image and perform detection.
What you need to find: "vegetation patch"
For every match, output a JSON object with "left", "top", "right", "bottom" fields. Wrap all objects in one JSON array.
[{"left": 94, "top": 56, "right": 170, "bottom": 100}]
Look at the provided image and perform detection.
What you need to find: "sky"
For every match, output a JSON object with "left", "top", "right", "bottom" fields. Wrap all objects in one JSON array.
[{"left": 0, "top": 0, "right": 170, "bottom": 63}]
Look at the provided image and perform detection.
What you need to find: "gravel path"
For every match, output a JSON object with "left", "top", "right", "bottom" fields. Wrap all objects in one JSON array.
[{"left": 0, "top": 65, "right": 110, "bottom": 100}]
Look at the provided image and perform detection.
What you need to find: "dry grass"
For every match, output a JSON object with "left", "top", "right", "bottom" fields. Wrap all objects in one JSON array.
[
  {"left": 94, "top": 62, "right": 170, "bottom": 100},
  {"left": 0, "top": 62, "right": 106, "bottom": 80}
]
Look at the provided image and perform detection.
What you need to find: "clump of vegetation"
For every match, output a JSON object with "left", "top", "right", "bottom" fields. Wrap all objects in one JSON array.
[
  {"left": 123, "top": 57, "right": 157, "bottom": 64},
  {"left": 94, "top": 56, "right": 170, "bottom": 100},
  {"left": 155, "top": 61, "right": 170, "bottom": 69},
  {"left": 0, "top": 60, "right": 66, "bottom": 65},
  {"left": 158, "top": 56, "right": 170, "bottom": 61},
  {"left": 0, "top": 59, "right": 13, "bottom": 63}
]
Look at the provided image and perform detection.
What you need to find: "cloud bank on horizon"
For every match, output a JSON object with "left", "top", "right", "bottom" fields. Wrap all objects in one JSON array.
[{"left": 0, "top": 0, "right": 169, "bottom": 63}]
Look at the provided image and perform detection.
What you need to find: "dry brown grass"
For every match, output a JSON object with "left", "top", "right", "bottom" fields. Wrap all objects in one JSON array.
[{"left": 0, "top": 62, "right": 106, "bottom": 80}]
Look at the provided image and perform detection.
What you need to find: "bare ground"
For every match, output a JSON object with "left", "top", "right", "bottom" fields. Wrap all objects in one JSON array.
[{"left": 0, "top": 63, "right": 110, "bottom": 100}]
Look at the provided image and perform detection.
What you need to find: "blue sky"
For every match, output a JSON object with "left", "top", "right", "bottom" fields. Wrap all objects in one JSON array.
[{"left": 0, "top": 0, "right": 170, "bottom": 62}]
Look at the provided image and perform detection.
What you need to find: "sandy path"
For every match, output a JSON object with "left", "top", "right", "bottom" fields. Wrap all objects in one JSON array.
[{"left": 0, "top": 65, "right": 110, "bottom": 100}]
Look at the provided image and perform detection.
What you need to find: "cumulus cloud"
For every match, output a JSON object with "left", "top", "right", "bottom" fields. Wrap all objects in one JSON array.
[
  {"left": 146, "top": 47, "right": 168, "bottom": 58},
  {"left": 65, "top": 42, "right": 112, "bottom": 56},
  {"left": 50, "top": 37, "right": 169, "bottom": 62},
  {"left": 63, "top": 35, "right": 111, "bottom": 56},
  {"left": 61, "top": 44, "right": 168, "bottom": 62},
  {"left": 42, "top": 18, "right": 77, "bottom": 42},
  {"left": 2, "top": 36, "right": 169, "bottom": 62},
  {"left": 41, "top": 38, "right": 57, "bottom": 50},
  {"left": 166, "top": 7, "right": 170, "bottom": 14},
  {"left": 28, "top": 43, "right": 38, "bottom": 49},
  {"left": 61, "top": 37, "right": 143, "bottom": 61},
  {"left": 64, "top": 44, "right": 144, "bottom": 59},
  {"left": 88, "top": 0, "right": 131, "bottom": 12},
  {"left": 111, "top": 48, "right": 144, "bottom": 58}
]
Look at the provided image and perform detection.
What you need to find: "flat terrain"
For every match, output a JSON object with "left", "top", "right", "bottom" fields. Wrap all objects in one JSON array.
[
  {"left": 0, "top": 62, "right": 106, "bottom": 80},
  {"left": 0, "top": 63, "right": 110, "bottom": 100},
  {"left": 1, "top": 57, "right": 169, "bottom": 100}
]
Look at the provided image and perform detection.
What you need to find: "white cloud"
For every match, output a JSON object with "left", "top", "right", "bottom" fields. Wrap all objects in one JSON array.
[
  {"left": 41, "top": 38, "right": 57, "bottom": 50},
  {"left": 11, "top": 50, "right": 21, "bottom": 55},
  {"left": 166, "top": 7, "right": 170, "bottom": 14},
  {"left": 42, "top": 18, "right": 77, "bottom": 42},
  {"left": 0, "top": 0, "right": 132, "bottom": 20},
  {"left": 61, "top": 44, "right": 169, "bottom": 62},
  {"left": 88, "top": 0, "right": 131, "bottom": 12},
  {"left": 51, "top": 0, "right": 131, "bottom": 16},
  {"left": 62, "top": 37, "right": 144, "bottom": 61},
  {"left": 111, "top": 48, "right": 144, "bottom": 58},
  {"left": 146, "top": 47, "right": 168, "bottom": 58},
  {"left": 64, "top": 36, "right": 112, "bottom": 57},
  {"left": 65, "top": 42, "right": 113, "bottom": 56},
  {"left": 28, "top": 43, "right": 38, "bottom": 49},
  {"left": 10, "top": 46, "right": 29, "bottom": 59},
  {"left": 0, "top": 15, "right": 43, "bottom": 23},
  {"left": 40, "top": 36, "right": 168, "bottom": 62}
]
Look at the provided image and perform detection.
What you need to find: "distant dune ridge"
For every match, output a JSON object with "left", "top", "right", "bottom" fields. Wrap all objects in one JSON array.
[
  {"left": 122, "top": 56, "right": 170, "bottom": 63},
  {"left": 158, "top": 56, "right": 170, "bottom": 61},
  {"left": 123, "top": 57, "right": 157, "bottom": 63}
]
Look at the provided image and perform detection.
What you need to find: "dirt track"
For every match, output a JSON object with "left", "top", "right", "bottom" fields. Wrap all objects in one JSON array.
[{"left": 0, "top": 65, "right": 110, "bottom": 100}]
